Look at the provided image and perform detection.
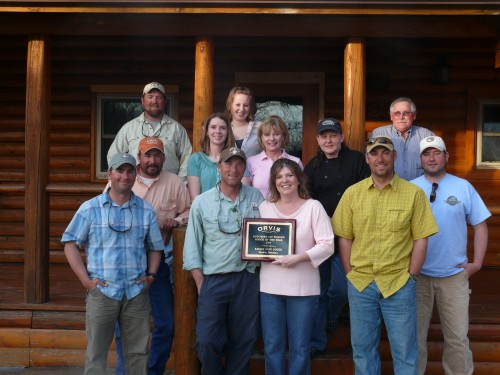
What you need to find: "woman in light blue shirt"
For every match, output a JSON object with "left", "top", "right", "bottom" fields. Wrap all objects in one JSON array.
[{"left": 187, "top": 112, "right": 236, "bottom": 200}]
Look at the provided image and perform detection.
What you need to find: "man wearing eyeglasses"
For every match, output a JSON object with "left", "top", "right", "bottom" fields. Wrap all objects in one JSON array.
[
  {"left": 333, "top": 136, "right": 438, "bottom": 375},
  {"left": 370, "top": 97, "right": 434, "bottom": 181},
  {"left": 107, "top": 82, "right": 192, "bottom": 182},
  {"left": 62, "top": 153, "right": 164, "bottom": 375},
  {"left": 411, "top": 136, "right": 490, "bottom": 375},
  {"left": 112, "top": 137, "right": 191, "bottom": 375},
  {"left": 183, "top": 147, "right": 264, "bottom": 375}
]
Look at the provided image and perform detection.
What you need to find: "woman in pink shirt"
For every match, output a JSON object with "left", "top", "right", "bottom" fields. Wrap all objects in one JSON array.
[
  {"left": 259, "top": 159, "right": 334, "bottom": 375},
  {"left": 247, "top": 115, "right": 303, "bottom": 199}
]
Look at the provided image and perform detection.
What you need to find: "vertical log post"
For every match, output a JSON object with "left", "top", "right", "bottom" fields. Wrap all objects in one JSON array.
[
  {"left": 173, "top": 227, "right": 199, "bottom": 375},
  {"left": 192, "top": 36, "right": 214, "bottom": 152},
  {"left": 174, "top": 35, "right": 214, "bottom": 375},
  {"left": 344, "top": 37, "right": 366, "bottom": 153},
  {"left": 24, "top": 35, "right": 51, "bottom": 303}
]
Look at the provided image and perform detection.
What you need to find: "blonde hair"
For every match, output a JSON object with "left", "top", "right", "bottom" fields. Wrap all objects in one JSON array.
[
  {"left": 257, "top": 115, "right": 290, "bottom": 151},
  {"left": 224, "top": 86, "right": 256, "bottom": 122}
]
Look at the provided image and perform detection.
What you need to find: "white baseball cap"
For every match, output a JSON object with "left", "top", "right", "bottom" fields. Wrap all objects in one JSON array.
[
  {"left": 143, "top": 82, "right": 165, "bottom": 95},
  {"left": 420, "top": 136, "right": 447, "bottom": 154}
]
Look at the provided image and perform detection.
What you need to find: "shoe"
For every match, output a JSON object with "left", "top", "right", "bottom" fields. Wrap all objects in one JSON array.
[
  {"left": 326, "top": 320, "right": 336, "bottom": 332},
  {"left": 310, "top": 346, "right": 325, "bottom": 359}
]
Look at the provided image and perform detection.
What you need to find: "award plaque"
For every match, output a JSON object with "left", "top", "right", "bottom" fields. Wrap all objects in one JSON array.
[{"left": 241, "top": 218, "right": 296, "bottom": 261}]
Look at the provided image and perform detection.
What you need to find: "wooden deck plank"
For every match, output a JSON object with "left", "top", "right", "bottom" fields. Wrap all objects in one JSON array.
[
  {"left": 0, "top": 348, "right": 30, "bottom": 367},
  {"left": 30, "top": 330, "right": 86, "bottom": 349},
  {"left": 0, "top": 329, "right": 29, "bottom": 348},
  {"left": 32, "top": 312, "right": 85, "bottom": 331},
  {"left": 0, "top": 312, "right": 32, "bottom": 328}
]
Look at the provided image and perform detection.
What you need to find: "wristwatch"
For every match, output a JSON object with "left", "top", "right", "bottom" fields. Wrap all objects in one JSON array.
[
  {"left": 410, "top": 274, "right": 419, "bottom": 282},
  {"left": 146, "top": 272, "right": 157, "bottom": 281}
]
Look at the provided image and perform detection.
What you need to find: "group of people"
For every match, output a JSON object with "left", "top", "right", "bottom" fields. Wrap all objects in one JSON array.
[{"left": 61, "top": 82, "right": 490, "bottom": 375}]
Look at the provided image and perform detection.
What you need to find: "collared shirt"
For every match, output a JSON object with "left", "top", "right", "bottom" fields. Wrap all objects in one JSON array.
[
  {"left": 133, "top": 170, "right": 191, "bottom": 246},
  {"left": 107, "top": 112, "right": 192, "bottom": 181},
  {"left": 411, "top": 173, "right": 491, "bottom": 277},
  {"left": 183, "top": 184, "right": 264, "bottom": 275},
  {"left": 247, "top": 150, "right": 303, "bottom": 199},
  {"left": 332, "top": 174, "right": 438, "bottom": 298},
  {"left": 61, "top": 192, "right": 164, "bottom": 301},
  {"left": 370, "top": 125, "right": 434, "bottom": 181}
]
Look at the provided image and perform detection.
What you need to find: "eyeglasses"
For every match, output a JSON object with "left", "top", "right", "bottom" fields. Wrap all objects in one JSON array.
[
  {"left": 391, "top": 111, "right": 414, "bottom": 118},
  {"left": 217, "top": 186, "right": 242, "bottom": 234},
  {"left": 366, "top": 137, "right": 394, "bottom": 146},
  {"left": 430, "top": 182, "right": 439, "bottom": 203},
  {"left": 108, "top": 204, "right": 133, "bottom": 232},
  {"left": 141, "top": 120, "right": 162, "bottom": 138}
]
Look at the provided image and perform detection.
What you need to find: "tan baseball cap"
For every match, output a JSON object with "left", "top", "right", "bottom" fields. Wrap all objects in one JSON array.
[
  {"left": 143, "top": 82, "right": 165, "bottom": 95},
  {"left": 366, "top": 136, "right": 394, "bottom": 153}
]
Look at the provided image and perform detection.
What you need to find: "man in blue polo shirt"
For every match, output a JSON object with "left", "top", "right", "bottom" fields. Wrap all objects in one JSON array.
[{"left": 62, "top": 153, "right": 164, "bottom": 375}]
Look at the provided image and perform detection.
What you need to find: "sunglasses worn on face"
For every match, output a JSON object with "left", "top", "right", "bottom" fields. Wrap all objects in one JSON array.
[{"left": 430, "top": 182, "right": 439, "bottom": 203}]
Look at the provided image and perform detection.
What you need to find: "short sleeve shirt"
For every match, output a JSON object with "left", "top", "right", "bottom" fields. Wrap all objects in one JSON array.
[{"left": 333, "top": 174, "right": 438, "bottom": 297}]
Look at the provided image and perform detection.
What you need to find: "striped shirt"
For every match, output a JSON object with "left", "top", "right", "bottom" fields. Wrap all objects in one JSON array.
[
  {"left": 61, "top": 191, "right": 164, "bottom": 300},
  {"left": 332, "top": 174, "right": 438, "bottom": 298}
]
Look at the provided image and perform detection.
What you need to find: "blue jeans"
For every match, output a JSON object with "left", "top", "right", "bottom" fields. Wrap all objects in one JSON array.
[
  {"left": 348, "top": 279, "right": 418, "bottom": 375},
  {"left": 196, "top": 271, "right": 259, "bottom": 375},
  {"left": 260, "top": 292, "right": 318, "bottom": 375},
  {"left": 311, "top": 254, "right": 348, "bottom": 350},
  {"left": 116, "top": 254, "right": 174, "bottom": 375}
]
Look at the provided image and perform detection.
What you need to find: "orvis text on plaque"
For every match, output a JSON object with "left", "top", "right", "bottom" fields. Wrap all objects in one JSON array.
[{"left": 241, "top": 218, "right": 296, "bottom": 261}]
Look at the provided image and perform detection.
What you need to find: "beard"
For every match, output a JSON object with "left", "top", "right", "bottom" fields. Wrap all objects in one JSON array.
[{"left": 143, "top": 164, "right": 161, "bottom": 178}]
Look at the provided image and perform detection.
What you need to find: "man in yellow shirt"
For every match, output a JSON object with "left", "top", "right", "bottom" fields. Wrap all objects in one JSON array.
[{"left": 332, "top": 136, "right": 438, "bottom": 375}]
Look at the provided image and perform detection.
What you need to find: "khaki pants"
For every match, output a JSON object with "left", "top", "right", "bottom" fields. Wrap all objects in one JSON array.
[
  {"left": 84, "top": 286, "right": 151, "bottom": 375},
  {"left": 417, "top": 272, "right": 473, "bottom": 375}
]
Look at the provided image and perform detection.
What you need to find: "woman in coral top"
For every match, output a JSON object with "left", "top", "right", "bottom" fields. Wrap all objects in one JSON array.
[{"left": 259, "top": 159, "right": 334, "bottom": 375}]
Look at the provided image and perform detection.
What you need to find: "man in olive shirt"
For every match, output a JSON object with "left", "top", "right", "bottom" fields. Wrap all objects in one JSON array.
[{"left": 333, "top": 136, "right": 438, "bottom": 375}]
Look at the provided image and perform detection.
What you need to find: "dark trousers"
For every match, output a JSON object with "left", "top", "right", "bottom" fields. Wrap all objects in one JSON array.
[{"left": 196, "top": 271, "right": 260, "bottom": 375}]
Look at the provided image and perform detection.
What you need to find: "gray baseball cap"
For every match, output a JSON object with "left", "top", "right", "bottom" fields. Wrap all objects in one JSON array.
[{"left": 108, "top": 153, "right": 137, "bottom": 171}]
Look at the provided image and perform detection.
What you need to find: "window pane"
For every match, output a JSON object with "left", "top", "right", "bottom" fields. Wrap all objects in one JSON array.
[
  {"left": 99, "top": 97, "right": 144, "bottom": 172},
  {"left": 482, "top": 135, "right": 500, "bottom": 162},
  {"left": 480, "top": 103, "right": 500, "bottom": 164}
]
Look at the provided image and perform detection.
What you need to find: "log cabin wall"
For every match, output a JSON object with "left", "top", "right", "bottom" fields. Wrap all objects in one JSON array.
[{"left": 0, "top": 34, "right": 499, "bottom": 275}]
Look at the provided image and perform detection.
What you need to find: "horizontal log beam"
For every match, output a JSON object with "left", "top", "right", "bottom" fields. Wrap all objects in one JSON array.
[
  {"left": 2, "top": 3, "right": 500, "bottom": 16},
  {"left": 0, "top": 14, "right": 498, "bottom": 38}
]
